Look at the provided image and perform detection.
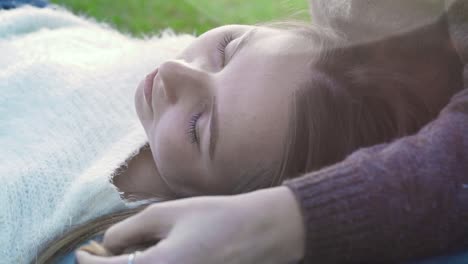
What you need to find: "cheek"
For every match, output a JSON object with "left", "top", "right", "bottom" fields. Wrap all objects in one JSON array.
[
  {"left": 153, "top": 113, "right": 187, "bottom": 176},
  {"left": 151, "top": 111, "right": 202, "bottom": 195}
]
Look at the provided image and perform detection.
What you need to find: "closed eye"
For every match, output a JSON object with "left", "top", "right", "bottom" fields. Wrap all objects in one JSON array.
[{"left": 188, "top": 112, "right": 202, "bottom": 144}]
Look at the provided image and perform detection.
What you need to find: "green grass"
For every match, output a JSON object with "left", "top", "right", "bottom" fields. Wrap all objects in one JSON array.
[{"left": 49, "top": 0, "right": 310, "bottom": 36}]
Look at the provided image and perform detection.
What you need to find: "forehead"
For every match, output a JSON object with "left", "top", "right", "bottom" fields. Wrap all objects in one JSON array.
[{"left": 209, "top": 27, "right": 313, "bottom": 182}]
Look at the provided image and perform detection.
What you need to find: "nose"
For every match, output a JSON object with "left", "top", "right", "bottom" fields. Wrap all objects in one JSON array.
[{"left": 157, "top": 60, "right": 211, "bottom": 104}]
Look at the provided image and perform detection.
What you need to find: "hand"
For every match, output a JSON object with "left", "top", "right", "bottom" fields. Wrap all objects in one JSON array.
[{"left": 75, "top": 186, "right": 305, "bottom": 264}]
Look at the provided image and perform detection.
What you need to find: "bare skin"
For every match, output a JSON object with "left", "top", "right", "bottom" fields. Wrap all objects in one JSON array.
[
  {"left": 76, "top": 186, "right": 305, "bottom": 264},
  {"left": 114, "top": 25, "right": 315, "bottom": 198},
  {"left": 87, "top": 24, "right": 312, "bottom": 264}
]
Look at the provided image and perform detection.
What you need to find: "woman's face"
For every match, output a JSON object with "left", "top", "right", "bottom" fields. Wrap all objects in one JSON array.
[{"left": 135, "top": 25, "right": 313, "bottom": 196}]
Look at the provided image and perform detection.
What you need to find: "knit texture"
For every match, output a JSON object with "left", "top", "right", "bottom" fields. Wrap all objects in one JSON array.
[
  {"left": 286, "top": 100, "right": 468, "bottom": 262},
  {"left": 285, "top": 0, "right": 468, "bottom": 263},
  {"left": 0, "top": 5, "right": 194, "bottom": 263}
]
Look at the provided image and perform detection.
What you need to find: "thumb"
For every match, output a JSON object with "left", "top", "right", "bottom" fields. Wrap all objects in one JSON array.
[
  {"left": 102, "top": 204, "right": 174, "bottom": 254},
  {"left": 75, "top": 250, "right": 131, "bottom": 264}
]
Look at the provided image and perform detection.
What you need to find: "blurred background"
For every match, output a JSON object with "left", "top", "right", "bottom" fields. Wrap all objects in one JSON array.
[{"left": 49, "top": 0, "right": 310, "bottom": 36}]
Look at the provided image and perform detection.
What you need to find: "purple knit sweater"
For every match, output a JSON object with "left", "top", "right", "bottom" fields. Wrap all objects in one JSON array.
[
  {"left": 285, "top": 88, "right": 468, "bottom": 263},
  {"left": 284, "top": 0, "right": 468, "bottom": 263}
]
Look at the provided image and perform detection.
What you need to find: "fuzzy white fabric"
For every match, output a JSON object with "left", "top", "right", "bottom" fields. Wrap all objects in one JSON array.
[{"left": 0, "top": 5, "right": 194, "bottom": 263}]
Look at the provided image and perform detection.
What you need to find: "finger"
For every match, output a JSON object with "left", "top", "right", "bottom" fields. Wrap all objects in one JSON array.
[
  {"left": 75, "top": 250, "right": 129, "bottom": 264},
  {"left": 102, "top": 204, "right": 173, "bottom": 253},
  {"left": 77, "top": 243, "right": 172, "bottom": 264},
  {"left": 134, "top": 238, "right": 183, "bottom": 264}
]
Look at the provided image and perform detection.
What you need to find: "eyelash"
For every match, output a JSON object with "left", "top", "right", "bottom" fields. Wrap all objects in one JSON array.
[
  {"left": 188, "top": 112, "right": 203, "bottom": 144},
  {"left": 186, "top": 35, "right": 231, "bottom": 145},
  {"left": 216, "top": 34, "right": 233, "bottom": 63}
]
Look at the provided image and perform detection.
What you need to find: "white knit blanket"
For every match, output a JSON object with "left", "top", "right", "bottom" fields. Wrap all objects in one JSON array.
[{"left": 0, "top": 5, "right": 194, "bottom": 263}]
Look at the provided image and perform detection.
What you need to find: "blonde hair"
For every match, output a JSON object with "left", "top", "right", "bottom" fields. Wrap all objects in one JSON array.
[{"left": 36, "top": 205, "right": 147, "bottom": 263}]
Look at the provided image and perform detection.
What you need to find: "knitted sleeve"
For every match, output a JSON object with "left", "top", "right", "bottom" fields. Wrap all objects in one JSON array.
[{"left": 284, "top": 88, "right": 468, "bottom": 263}]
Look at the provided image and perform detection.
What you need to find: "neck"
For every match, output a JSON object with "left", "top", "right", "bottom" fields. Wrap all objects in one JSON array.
[{"left": 112, "top": 144, "right": 175, "bottom": 201}]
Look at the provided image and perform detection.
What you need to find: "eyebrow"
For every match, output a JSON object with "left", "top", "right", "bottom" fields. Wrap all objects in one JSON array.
[
  {"left": 208, "top": 96, "right": 219, "bottom": 160},
  {"left": 228, "top": 28, "right": 258, "bottom": 61}
]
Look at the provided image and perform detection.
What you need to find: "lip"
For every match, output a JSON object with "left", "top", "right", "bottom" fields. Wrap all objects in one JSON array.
[{"left": 144, "top": 68, "right": 159, "bottom": 108}]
